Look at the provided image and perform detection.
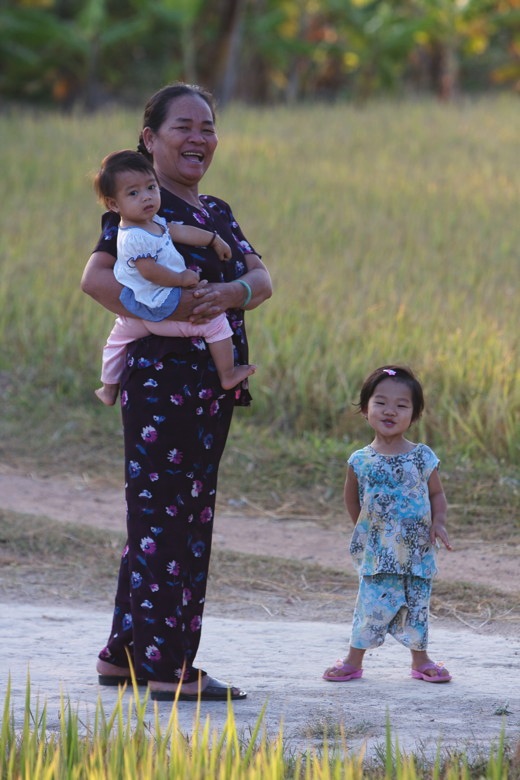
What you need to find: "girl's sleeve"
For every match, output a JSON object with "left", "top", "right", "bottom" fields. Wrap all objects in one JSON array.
[
  {"left": 347, "top": 450, "right": 362, "bottom": 477},
  {"left": 123, "top": 231, "right": 159, "bottom": 268},
  {"left": 422, "top": 445, "right": 440, "bottom": 480}
]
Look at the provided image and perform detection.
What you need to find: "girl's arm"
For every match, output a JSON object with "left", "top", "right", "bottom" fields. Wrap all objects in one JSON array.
[
  {"left": 135, "top": 257, "right": 200, "bottom": 288},
  {"left": 168, "top": 224, "right": 232, "bottom": 261},
  {"left": 428, "top": 469, "right": 452, "bottom": 550},
  {"left": 81, "top": 250, "right": 217, "bottom": 320},
  {"left": 344, "top": 466, "right": 361, "bottom": 524}
]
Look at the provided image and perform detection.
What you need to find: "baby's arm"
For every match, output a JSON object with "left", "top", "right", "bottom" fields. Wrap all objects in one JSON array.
[
  {"left": 136, "top": 256, "right": 200, "bottom": 288},
  {"left": 169, "top": 223, "right": 232, "bottom": 261},
  {"left": 428, "top": 469, "right": 452, "bottom": 550},
  {"left": 344, "top": 466, "right": 361, "bottom": 524}
]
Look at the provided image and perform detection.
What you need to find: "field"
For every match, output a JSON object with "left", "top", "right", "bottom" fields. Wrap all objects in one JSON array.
[{"left": 0, "top": 97, "right": 518, "bottom": 466}]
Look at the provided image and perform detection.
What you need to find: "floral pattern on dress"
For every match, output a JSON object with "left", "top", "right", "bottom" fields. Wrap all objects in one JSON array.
[
  {"left": 348, "top": 444, "right": 439, "bottom": 578},
  {"left": 94, "top": 188, "right": 258, "bottom": 683}
]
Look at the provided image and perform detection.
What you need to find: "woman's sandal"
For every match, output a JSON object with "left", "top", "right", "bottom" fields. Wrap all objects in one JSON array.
[
  {"left": 98, "top": 674, "right": 147, "bottom": 687},
  {"left": 150, "top": 677, "right": 247, "bottom": 701},
  {"left": 322, "top": 660, "right": 363, "bottom": 682},
  {"left": 411, "top": 661, "right": 452, "bottom": 683}
]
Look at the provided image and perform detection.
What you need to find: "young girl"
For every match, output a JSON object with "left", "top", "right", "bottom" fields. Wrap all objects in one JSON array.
[
  {"left": 323, "top": 365, "right": 452, "bottom": 684},
  {"left": 93, "top": 150, "right": 256, "bottom": 405}
]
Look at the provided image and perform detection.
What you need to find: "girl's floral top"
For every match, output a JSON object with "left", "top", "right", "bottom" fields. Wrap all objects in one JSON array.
[{"left": 348, "top": 444, "right": 439, "bottom": 578}]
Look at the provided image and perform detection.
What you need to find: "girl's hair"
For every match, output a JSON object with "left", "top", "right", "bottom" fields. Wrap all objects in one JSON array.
[
  {"left": 358, "top": 365, "right": 425, "bottom": 422},
  {"left": 94, "top": 149, "right": 157, "bottom": 205},
  {"left": 137, "top": 82, "right": 217, "bottom": 161}
]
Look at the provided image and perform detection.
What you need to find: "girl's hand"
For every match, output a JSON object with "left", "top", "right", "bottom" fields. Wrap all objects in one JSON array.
[
  {"left": 179, "top": 268, "right": 201, "bottom": 288},
  {"left": 430, "top": 520, "right": 453, "bottom": 551},
  {"left": 213, "top": 236, "right": 232, "bottom": 261}
]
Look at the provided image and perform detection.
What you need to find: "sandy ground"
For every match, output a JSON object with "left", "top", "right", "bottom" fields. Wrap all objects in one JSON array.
[
  {"left": 1, "top": 464, "right": 519, "bottom": 760},
  {"left": 2, "top": 604, "right": 519, "bottom": 761}
]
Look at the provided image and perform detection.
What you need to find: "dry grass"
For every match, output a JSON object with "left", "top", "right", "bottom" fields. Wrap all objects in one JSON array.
[
  {"left": 0, "top": 98, "right": 519, "bottom": 460},
  {"left": 1, "top": 510, "right": 517, "bottom": 632}
]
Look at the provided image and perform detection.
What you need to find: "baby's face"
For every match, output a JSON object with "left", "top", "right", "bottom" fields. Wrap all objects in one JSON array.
[{"left": 109, "top": 169, "right": 161, "bottom": 225}]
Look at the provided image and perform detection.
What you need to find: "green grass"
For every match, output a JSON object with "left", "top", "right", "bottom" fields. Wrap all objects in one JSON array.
[{"left": 0, "top": 97, "right": 518, "bottom": 464}]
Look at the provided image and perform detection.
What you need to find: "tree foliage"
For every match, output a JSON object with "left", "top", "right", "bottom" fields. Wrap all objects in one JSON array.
[{"left": 0, "top": 0, "right": 518, "bottom": 107}]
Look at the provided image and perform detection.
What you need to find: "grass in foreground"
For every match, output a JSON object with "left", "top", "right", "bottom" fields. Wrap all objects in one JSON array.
[{"left": 1, "top": 679, "right": 519, "bottom": 779}]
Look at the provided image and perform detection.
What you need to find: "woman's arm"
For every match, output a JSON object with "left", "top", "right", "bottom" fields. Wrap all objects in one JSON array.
[{"left": 81, "top": 251, "right": 128, "bottom": 316}]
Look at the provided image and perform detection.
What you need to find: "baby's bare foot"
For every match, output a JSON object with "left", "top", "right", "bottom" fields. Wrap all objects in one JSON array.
[
  {"left": 220, "top": 364, "right": 257, "bottom": 390},
  {"left": 95, "top": 384, "right": 119, "bottom": 406}
]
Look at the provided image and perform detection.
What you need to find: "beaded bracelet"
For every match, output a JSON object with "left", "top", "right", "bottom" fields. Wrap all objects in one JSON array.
[
  {"left": 207, "top": 231, "right": 218, "bottom": 248},
  {"left": 237, "top": 279, "right": 252, "bottom": 307}
]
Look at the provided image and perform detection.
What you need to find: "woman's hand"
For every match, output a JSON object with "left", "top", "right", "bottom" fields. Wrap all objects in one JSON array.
[
  {"left": 172, "top": 281, "right": 242, "bottom": 324},
  {"left": 172, "top": 254, "right": 272, "bottom": 325}
]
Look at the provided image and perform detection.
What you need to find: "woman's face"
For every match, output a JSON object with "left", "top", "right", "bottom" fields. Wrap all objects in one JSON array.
[{"left": 144, "top": 94, "right": 218, "bottom": 189}]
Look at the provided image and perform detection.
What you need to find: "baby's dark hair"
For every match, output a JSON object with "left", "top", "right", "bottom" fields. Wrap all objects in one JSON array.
[
  {"left": 358, "top": 365, "right": 425, "bottom": 422},
  {"left": 94, "top": 149, "right": 157, "bottom": 205}
]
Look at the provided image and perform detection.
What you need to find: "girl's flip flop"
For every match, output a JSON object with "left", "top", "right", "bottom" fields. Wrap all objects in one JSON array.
[
  {"left": 322, "top": 660, "right": 363, "bottom": 682},
  {"left": 411, "top": 661, "right": 452, "bottom": 683}
]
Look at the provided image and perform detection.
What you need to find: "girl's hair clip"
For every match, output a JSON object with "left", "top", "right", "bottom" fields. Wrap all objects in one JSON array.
[{"left": 383, "top": 368, "right": 396, "bottom": 376}]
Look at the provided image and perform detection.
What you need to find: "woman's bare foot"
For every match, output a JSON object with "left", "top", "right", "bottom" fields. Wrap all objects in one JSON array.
[
  {"left": 95, "top": 383, "right": 119, "bottom": 406},
  {"left": 96, "top": 658, "right": 134, "bottom": 682},
  {"left": 97, "top": 659, "right": 129, "bottom": 676},
  {"left": 97, "top": 660, "right": 209, "bottom": 693},
  {"left": 148, "top": 677, "right": 208, "bottom": 696},
  {"left": 219, "top": 364, "right": 256, "bottom": 390}
]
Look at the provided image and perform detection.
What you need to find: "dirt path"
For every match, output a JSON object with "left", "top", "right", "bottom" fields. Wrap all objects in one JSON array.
[
  {"left": 0, "top": 465, "right": 518, "bottom": 595},
  {"left": 1, "top": 462, "right": 519, "bottom": 760}
]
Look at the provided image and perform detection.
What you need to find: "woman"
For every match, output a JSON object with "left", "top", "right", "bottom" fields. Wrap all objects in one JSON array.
[{"left": 81, "top": 83, "right": 272, "bottom": 701}]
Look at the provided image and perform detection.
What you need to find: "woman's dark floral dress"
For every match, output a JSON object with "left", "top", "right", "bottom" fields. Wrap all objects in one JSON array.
[{"left": 93, "top": 189, "right": 257, "bottom": 683}]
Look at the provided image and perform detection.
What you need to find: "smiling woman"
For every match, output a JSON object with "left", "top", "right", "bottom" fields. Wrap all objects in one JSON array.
[
  {"left": 81, "top": 83, "right": 272, "bottom": 701},
  {"left": 141, "top": 94, "right": 219, "bottom": 197}
]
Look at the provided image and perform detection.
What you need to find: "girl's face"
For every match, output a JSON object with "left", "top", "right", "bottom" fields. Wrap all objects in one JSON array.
[
  {"left": 107, "top": 169, "right": 161, "bottom": 226},
  {"left": 143, "top": 94, "right": 218, "bottom": 189},
  {"left": 365, "top": 378, "right": 414, "bottom": 439}
]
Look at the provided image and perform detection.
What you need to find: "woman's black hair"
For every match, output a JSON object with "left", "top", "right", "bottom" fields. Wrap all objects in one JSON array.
[
  {"left": 357, "top": 365, "right": 425, "bottom": 422},
  {"left": 137, "top": 83, "right": 217, "bottom": 161},
  {"left": 94, "top": 149, "right": 157, "bottom": 204}
]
